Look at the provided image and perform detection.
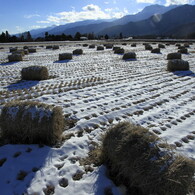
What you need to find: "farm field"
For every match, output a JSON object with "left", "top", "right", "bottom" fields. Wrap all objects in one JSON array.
[{"left": 0, "top": 41, "right": 195, "bottom": 195}]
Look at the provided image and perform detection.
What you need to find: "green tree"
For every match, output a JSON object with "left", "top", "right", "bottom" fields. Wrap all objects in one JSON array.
[{"left": 74, "top": 32, "right": 81, "bottom": 40}]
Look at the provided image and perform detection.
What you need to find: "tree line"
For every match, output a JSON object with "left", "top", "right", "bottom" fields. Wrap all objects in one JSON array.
[{"left": 0, "top": 30, "right": 112, "bottom": 43}]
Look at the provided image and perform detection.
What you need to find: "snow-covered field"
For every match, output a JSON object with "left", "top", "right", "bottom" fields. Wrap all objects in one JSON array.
[{"left": 0, "top": 41, "right": 194, "bottom": 195}]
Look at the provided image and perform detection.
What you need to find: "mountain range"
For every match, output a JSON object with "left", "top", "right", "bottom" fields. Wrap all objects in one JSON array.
[{"left": 28, "top": 4, "right": 195, "bottom": 38}]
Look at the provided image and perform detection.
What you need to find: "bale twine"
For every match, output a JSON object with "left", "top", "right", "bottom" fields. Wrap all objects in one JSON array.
[
  {"left": 178, "top": 48, "right": 188, "bottom": 54},
  {"left": 73, "top": 49, "right": 83, "bottom": 55},
  {"left": 114, "top": 48, "right": 125, "bottom": 54},
  {"left": 151, "top": 48, "right": 160, "bottom": 53},
  {"left": 167, "top": 59, "right": 189, "bottom": 71},
  {"left": 8, "top": 54, "right": 23, "bottom": 62},
  {"left": 53, "top": 45, "right": 59, "bottom": 50},
  {"left": 21, "top": 66, "right": 49, "bottom": 80},
  {"left": 145, "top": 44, "right": 153, "bottom": 50},
  {"left": 158, "top": 43, "right": 165, "bottom": 48},
  {"left": 102, "top": 122, "right": 195, "bottom": 195},
  {"left": 89, "top": 44, "right": 95, "bottom": 49},
  {"left": 167, "top": 52, "right": 181, "bottom": 60},
  {"left": 0, "top": 101, "right": 64, "bottom": 145},
  {"left": 123, "top": 52, "right": 136, "bottom": 60},
  {"left": 59, "top": 53, "right": 72, "bottom": 60},
  {"left": 97, "top": 46, "right": 104, "bottom": 51}
]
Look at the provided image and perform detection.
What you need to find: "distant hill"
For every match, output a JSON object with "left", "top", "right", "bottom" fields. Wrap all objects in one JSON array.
[
  {"left": 99, "top": 4, "right": 195, "bottom": 37},
  {"left": 29, "top": 4, "right": 178, "bottom": 38}
]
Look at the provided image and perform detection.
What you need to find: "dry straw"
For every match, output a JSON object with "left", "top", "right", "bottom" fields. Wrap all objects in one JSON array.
[
  {"left": 167, "top": 59, "right": 189, "bottom": 71},
  {"left": 102, "top": 122, "right": 195, "bottom": 195},
  {"left": 0, "top": 101, "right": 64, "bottom": 145},
  {"left": 21, "top": 66, "right": 49, "bottom": 80}
]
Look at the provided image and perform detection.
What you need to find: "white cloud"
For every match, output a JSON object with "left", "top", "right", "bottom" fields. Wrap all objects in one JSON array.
[
  {"left": 104, "top": 2, "right": 109, "bottom": 4},
  {"left": 36, "top": 20, "right": 50, "bottom": 24},
  {"left": 136, "top": 0, "right": 157, "bottom": 3},
  {"left": 165, "top": 0, "right": 191, "bottom": 6},
  {"left": 29, "top": 25, "right": 42, "bottom": 29},
  {"left": 24, "top": 14, "right": 40, "bottom": 19},
  {"left": 37, "top": 4, "right": 128, "bottom": 25}
]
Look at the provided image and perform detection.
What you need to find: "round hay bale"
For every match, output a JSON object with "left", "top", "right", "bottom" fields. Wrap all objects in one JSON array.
[
  {"left": 167, "top": 59, "right": 189, "bottom": 72},
  {"left": 145, "top": 44, "right": 153, "bottom": 50},
  {"left": 158, "top": 43, "right": 165, "bottom": 48},
  {"left": 23, "top": 46, "right": 28, "bottom": 49},
  {"left": 123, "top": 52, "right": 136, "bottom": 60},
  {"left": 28, "top": 48, "right": 36, "bottom": 53},
  {"left": 105, "top": 44, "right": 113, "bottom": 49},
  {"left": 0, "top": 101, "right": 64, "bottom": 145},
  {"left": 102, "top": 122, "right": 195, "bottom": 195},
  {"left": 73, "top": 49, "right": 83, "bottom": 55},
  {"left": 89, "top": 44, "right": 95, "bottom": 49},
  {"left": 114, "top": 48, "right": 124, "bottom": 54},
  {"left": 9, "top": 47, "right": 17, "bottom": 53},
  {"left": 131, "top": 43, "right": 136, "bottom": 47},
  {"left": 184, "top": 43, "right": 190, "bottom": 48},
  {"left": 113, "top": 46, "right": 121, "bottom": 51},
  {"left": 46, "top": 45, "right": 53, "bottom": 49},
  {"left": 151, "top": 48, "right": 160, "bottom": 53},
  {"left": 21, "top": 66, "right": 49, "bottom": 80},
  {"left": 175, "top": 43, "right": 181, "bottom": 47},
  {"left": 122, "top": 43, "right": 127, "bottom": 45},
  {"left": 97, "top": 46, "right": 104, "bottom": 51},
  {"left": 83, "top": 44, "right": 88, "bottom": 47},
  {"left": 59, "top": 53, "right": 72, "bottom": 60},
  {"left": 12, "top": 50, "right": 25, "bottom": 56},
  {"left": 53, "top": 45, "right": 59, "bottom": 50},
  {"left": 167, "top": 52, "right": 181, "bottom": 60},
  {"left": 8, "top": 54, "right": 23, "bottom": 62},
  {"left": 178, "top": 46, "right": 185, "bottom": 50},
  {"left": 178, "top": 48, "right": 188, "bottom": 54}
]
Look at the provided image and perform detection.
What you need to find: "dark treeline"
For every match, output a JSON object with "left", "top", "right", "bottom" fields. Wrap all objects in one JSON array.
[{"left": 0, "top": 30, "right": 109, "bottom": 42}]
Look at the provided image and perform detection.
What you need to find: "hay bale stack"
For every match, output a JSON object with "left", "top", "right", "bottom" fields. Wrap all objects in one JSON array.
[
  {"left": 178, "top": 48, "right": 188, "bottom": 54},
  {"left": 0, "top": 101, "right": 64, "bottom": 145},
  {"left": 123, "top": 52, "right": 136, "bottom": 60},
  {"left": 105, "top": 44, "right": 113, "bottom": 49},
  {"left": 131, "top": 43, "right": 136, "bottom": 47},
  {"left": 114, "top": 48, "right": 124, "bottom": 54},
  {"left": 28, "top": 48, "right": 36, "bottom": 53},
  {"left": 8, "top": 54, "right": 23, "bottom": 62},
  {"left": 167, "top": 59, "right": 189, "bottom": 72},
  {"left": 167, "top": 52, "right": 181, "bottom": 60},
  {"left": 145, "top": 44, "right": 153, "bottom": 50},
  {"left": 102, "top": 122, "right": 195, "bottom": 195},
  {"left": 46, "top": 45, "right": 53, "bottom": 49},
  {"left": 53, "top": 45, "right": 59, "bottom": 50},
  {"left": 21, "top": 66, "right": 49, "bottom": 80},
  {"left": 73, "top": 49, "right": 83, "bottom": 55},
  {"left": 151, "top": 48, "right": 160, "bottom": 53},
  {"left": 97, "top": 46, "right": 104, "bottom": 51},
  {"left": 59, "top": 53, "right": 72, "bottom": 60},
  {"left": 158, "top": 43, "right": 165, "bottom": 48},
  {"left": 9, "top": 47, "right": 17, "bottom": 53},
  {"left": 89, "top": 44, "right": 95, "bottom": 49}
]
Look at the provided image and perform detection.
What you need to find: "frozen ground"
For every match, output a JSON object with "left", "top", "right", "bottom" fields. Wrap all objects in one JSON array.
[{"left": 0, "top": 41, "right": 194, "bottom": 195}]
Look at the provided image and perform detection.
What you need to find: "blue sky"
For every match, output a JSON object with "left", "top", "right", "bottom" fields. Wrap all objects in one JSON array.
[{"left": 0, "top": 0, "right": 194, "bottom": 34}]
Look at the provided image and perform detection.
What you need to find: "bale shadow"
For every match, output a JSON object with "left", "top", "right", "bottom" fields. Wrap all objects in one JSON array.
[
  {"left": 173, "top": 70, "right": 195, "bottom": 77},
  {"left": 54, "top": 59, "right": 72, "bottom": 63},
  {"left": 7, "top": 80, "right": 40, "bottom": 91},
  {"left": 0, "top": 61, "right": 18, "bottom": 66}
]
